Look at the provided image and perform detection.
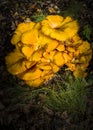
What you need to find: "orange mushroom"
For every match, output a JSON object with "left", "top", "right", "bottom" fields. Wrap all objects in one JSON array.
[{"left": 5, "top": 15, "right": 92, "bottom": 87}]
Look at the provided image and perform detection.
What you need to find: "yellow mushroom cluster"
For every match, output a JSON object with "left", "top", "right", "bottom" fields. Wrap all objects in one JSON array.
[{"left": 5, "top": 15, "right": 92, "bottom": 87}]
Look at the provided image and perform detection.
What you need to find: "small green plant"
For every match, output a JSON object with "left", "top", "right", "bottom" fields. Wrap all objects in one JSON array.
[
  {"left": 31, "top": 12, "right": 46, "bottom": 22},
  {"left": 83, "top": 24, "right": 92, "bottom": 40},
  {"left": 42, "top": 78, "right": 88, "bottom": 114}
]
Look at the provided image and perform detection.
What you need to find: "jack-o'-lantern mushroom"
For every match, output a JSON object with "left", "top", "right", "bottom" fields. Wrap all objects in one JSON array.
[{"left": 5, "top": 15, "right": 92, "bottom": 87}]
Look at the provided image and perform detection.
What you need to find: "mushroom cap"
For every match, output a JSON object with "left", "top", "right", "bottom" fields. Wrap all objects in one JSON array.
[
  {"left": 5, "top": 49, "right": 24, "bottom": 67},
  {"left": 11, "top": 30, "right": 22, "bottom": 45},
  {"left": 26, "top": 78, "right": 44, "bottom": 87},
  {"left": 37, "top": 32, "right": 52, "bottom": 48},
  {"left": 56, "top": 44, "right": 65, "bottom": 51},
  {"left": 46, "top": 40, "right": 59, "bottom": 52},
  {"left": 21, "top": 45, "right": 34, "bottom": 59},
  {"left": 77, "top": 41, "right": 91, "bottom": 54},
  {"left": 7, "top": 59, "right": 34, "bottom": 75},
  {"left": 16, "top": 22, "right": 35, "bottom": 32},
  {"left": 66, "top": 62, "right": 76, "bottom": 71},
  {"left": 21, "top": 29, "right": 38, "bottom": 46},
  {"left": 11, "top": 22, "right": 35, "bottom": 45},
  {"left": 50, "top": 62, "right": 60, "bottom": 73},
  {"left": 36, "top": 62, "right": 52, "bottom": 71},
  {"left": 53, "top": 52, "right": 65, "bottom": 66},
  {"left": 19, "top": 68, "right": 42, "bottom": 81},
  {"left": 42, "top": 15, "right": 64, "bottom": 28},
  {"left": 41, "top": 15, "right": 79, "bottom": 41},
  {"left": 43, "top": 51, "right": 56, "bottom": 61},
  {"left": 73, "top": 65, "right": 87, "bottom": 78},
  {"left": 30, "top": 49, "right": 44, "bottom": 61}
]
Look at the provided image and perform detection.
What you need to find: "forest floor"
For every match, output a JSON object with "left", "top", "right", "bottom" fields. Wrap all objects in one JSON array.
[{"left": 0, "top": 0, "right": 93, "bottom": 130}]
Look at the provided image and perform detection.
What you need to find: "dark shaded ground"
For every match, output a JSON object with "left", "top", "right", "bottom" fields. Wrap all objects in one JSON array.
[{"left": 0, "top": 0, "right": 93, "bottom": 130}]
